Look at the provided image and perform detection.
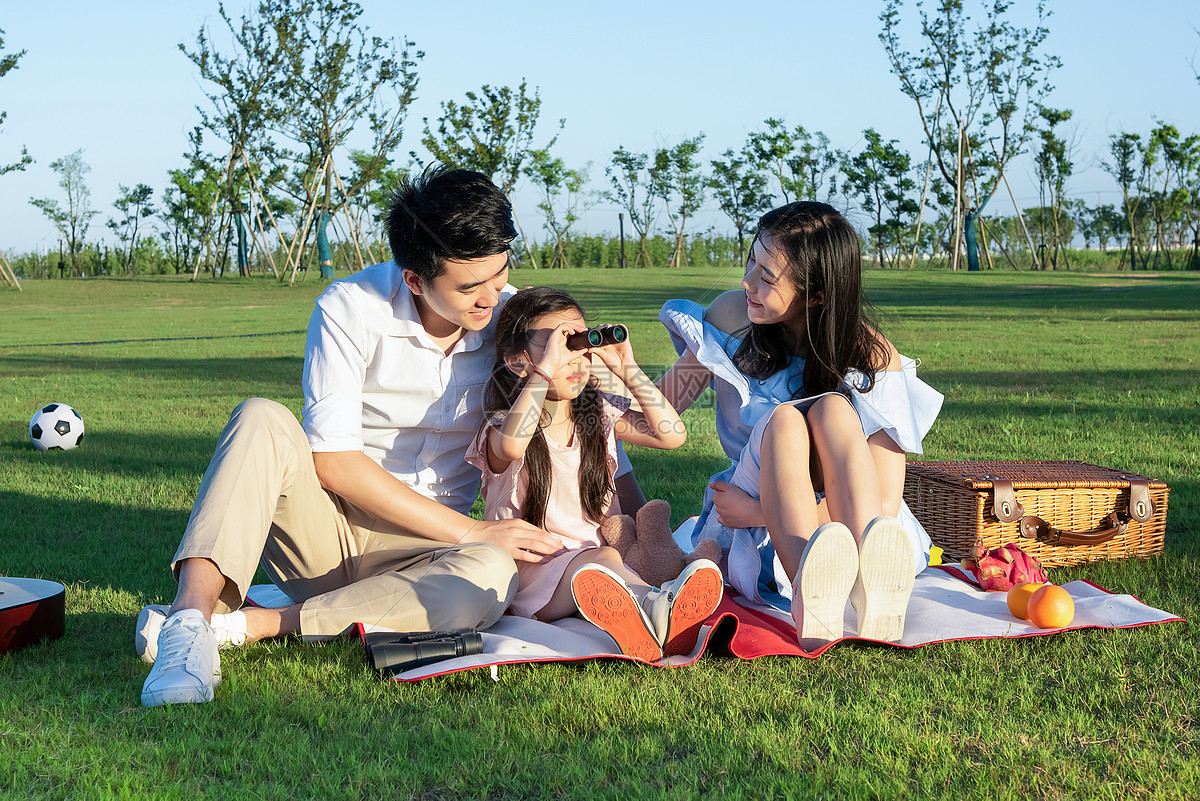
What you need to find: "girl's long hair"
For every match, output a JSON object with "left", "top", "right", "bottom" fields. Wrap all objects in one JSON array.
[
  {"left": 732, "top": 202, "right": 888, "bottom": 397},
  {"left": 484, "top": 286, "right": 615, "bottom": 528}
]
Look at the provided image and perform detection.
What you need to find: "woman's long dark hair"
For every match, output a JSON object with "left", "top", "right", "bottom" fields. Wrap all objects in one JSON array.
[
  {"left": 732, "top": 202, "right": 888, "bottom": 397},
  {"left": 484, "top": 286, "right": 615, "bottom": 528}
]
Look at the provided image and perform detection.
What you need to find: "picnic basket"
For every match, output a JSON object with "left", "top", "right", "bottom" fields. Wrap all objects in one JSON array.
[{"left": 902, "top": 460, "right": 1169, "bottom": 568}]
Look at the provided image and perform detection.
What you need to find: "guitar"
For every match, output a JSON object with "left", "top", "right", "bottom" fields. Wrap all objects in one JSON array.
[{"left": 0, "top": 577, "right": 66, "bottom": 654}]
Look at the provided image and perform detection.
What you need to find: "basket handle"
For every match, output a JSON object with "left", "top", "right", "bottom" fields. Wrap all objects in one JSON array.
[{"left": 1019, "top": 512, "right": 1127, "bottom": 546}]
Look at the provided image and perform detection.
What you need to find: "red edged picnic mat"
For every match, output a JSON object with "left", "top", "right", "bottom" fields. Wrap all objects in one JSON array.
[
  {"left": 243, "top": 519, "right": 1182, "bottom": 681},
  {"left": 319, "top": 566, "right": 1182, "bottom": 681}
]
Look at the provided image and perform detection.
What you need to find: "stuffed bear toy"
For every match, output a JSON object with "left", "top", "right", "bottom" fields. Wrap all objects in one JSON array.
[{"left": 601, "top": 499, "right": 722, "bottom": 589}]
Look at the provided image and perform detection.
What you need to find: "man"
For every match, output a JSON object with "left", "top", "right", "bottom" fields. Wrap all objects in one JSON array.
[{"left": 138, "top": 167, "right": 565, "bottom": 706}]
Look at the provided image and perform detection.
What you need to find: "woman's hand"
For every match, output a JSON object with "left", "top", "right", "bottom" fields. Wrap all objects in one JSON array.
[{"left": 710, "top": 480, "right": 766, "bottom": 529}]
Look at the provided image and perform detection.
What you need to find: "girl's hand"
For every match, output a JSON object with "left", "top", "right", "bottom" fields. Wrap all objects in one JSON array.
[
  {"left": 588, "top": 328, "right": 638, "bottom": 376},
  {"left": 504, "top": 321, "right": 587, "bottom": 380},
  {"left": 710, "top": 480, "right": 766, "bottom": 529},
  {"left": 533, "top": 320, "right": 588, "bottom": 379}
]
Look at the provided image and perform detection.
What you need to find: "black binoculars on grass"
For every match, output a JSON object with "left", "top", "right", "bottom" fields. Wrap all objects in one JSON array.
[
  {"left": 366, "top": 629, "right": 484, "bottom": 677},
  {"left": 566, "top": 324, "right": 628, "bottom": 350}
]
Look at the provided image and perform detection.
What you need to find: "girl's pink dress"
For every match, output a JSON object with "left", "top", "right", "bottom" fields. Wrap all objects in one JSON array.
[{"left": 465, "top": 395, "right": 629, "bottom": 618}]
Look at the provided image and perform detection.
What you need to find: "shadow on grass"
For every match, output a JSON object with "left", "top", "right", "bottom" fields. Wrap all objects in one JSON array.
[
  {"left": 0, "top": 489, "right": 192, "bottom": 599},
  {"left": 1, "top": 352, "right": 303, "bottom": 394},
  {"left": 928, "top": 367, "right": 1200, "bottom": 397},
  {"left": 0, "top": 428, "right": 235, "bottom": 480}
]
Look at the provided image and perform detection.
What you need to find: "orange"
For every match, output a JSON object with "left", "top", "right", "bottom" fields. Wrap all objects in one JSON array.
[
  {"left": 1007, "top": 582, "right": 1043, "bottom": 620},
  {"left": 1027, "top": 584, "right": 1075, "bottom": 629}
]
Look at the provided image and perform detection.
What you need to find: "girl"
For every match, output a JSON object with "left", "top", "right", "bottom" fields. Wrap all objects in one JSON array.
[
  {"left": 657, "top": 202, "right": 943, "bottom": 650},
  {"left": 467, "top": 287, "right": 723, "bottom": 661}
]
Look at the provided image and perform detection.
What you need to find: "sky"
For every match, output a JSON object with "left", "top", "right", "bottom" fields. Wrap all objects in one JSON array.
[{"left": 1, "top": 1, "right": 1198, "bottom": 255}]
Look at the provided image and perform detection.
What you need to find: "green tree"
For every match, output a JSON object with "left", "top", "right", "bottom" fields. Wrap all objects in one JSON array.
[
  {"left": 653, "top": 135, "right": 706, "bottom": 268},
  {"left": 0, "top": 28, "right": 31, "bottom": 175},
  {"left": 107, "top": 184, "right": 156, "bottom": 274},
  {"left": 707, "top": 145, "right": 773, "bottom": 264},
  {"left": 274, "top": 0, "right": 421, "bottom": 275},
  {"left": 1102, "top": 132, "right": 1146, "bottom": 269},
  {"left": 880, "top": 0, "right": 1058, "bottom": 268},
  {"left": 29, "top": 150, "right": 98, "bottom": 276},
  {"left": 842, "top": 129, "right": 919, "bottom": 269},
  {"left": 525, "top": 150, "right": 587, "bottom": 269},
  {"left": 1032, "top": 106, "right": 1074, "bottom": 269},
  {"left": 159, "top": 130, "right": 222, "bottom": 274},
  {"left": 345, "top": 150, "right": 408, "bottom": 262},
  {"left": 747, "top": 118, "right": 838, "bottom": 203},
  {"left": 604, "top": 147, "right": 665, "bottom": 268},
  {"left": 419, "top": 80, "right": 560, "bottom": 195}
]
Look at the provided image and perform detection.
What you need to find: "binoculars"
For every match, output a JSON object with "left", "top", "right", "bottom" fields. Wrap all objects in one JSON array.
[
  {"left": 366, "top": 629, "right": 484, "bottom": 677},
  {"left": 566, "top": 324, "right": 628, "bottom": 350}
]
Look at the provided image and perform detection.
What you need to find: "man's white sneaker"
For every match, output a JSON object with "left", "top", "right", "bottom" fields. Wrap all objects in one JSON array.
[
  {"left": 140, "top": 610, "right": 221, "bottom": 707},
  {"left": 571, "top": 564, "right": 663, "bottom": 662},
  {"left": 643, "top": 559, "right": 723, "bottom": 657},
  {"left": 136, "top": 604, "right": 248, "bottom": 664},
  {"left": 850, "top": 516, "right": 916, "bottom": 642},
  {"left": 791, "top": 522, "right": 859, "bottom": 651}
]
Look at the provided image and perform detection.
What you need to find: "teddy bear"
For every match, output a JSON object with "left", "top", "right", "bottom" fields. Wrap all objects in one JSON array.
[{"left": 601, "top": 499, "right": 722, "bottom": 589}]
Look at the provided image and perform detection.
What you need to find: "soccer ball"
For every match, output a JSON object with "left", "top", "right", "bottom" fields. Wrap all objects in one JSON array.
[{"left": 28, "top": 403, "right": 85, "bottom": 451}]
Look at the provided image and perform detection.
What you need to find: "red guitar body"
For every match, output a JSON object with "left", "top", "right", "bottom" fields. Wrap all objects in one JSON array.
[{"left": 0, "top": 577, "right": 66, "bottom": 654}]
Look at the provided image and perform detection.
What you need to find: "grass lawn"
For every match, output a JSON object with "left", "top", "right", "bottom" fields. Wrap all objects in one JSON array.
[{"left": 1, "top": 266, "right": 1197, "bottom": 800}]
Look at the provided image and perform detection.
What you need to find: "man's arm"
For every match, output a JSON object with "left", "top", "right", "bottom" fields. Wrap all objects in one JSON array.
[{"left": 313, "top": 450, "right": 564, "bottom": 562}]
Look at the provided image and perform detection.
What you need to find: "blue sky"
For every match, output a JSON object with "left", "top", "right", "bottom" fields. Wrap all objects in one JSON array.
[{"left": 1, "top": 1, "right": 1198, "bottom": 254}]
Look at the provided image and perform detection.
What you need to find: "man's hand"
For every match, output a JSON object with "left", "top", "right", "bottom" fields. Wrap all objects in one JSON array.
[
  {"left": 466, "top": 518, "right": 566, "bottom": 563},
  {"left": 710, "top": 480, "right": 766, "bottom": 529}
]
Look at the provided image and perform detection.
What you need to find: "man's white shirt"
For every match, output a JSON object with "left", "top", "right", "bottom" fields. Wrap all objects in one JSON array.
[{"left": 302, "top": 261, "right": 513, "bottom": 515}]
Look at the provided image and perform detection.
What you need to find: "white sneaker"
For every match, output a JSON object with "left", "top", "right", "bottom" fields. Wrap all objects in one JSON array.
[
  {"left": 571, "top": 563, "right": 663, "bottom": 662},
  {"left": 136, "top": 604, "right": 248, "bottom": 664},
  {"left": 850, "top": 516, "right": 916, "bottom": 642},
  {"left": 140, "top": 610, "right": 221, "bottom": 707},
  {"left": 791, "top": 522, "right": 859, "bottom": 651},
  {"left": 643, "top": 559, "right": 724, "bottom": 657}
]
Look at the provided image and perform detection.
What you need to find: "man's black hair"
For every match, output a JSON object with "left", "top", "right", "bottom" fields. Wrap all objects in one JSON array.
[{"left": 384, "top": 165, "right": 517, "bottom": 283}]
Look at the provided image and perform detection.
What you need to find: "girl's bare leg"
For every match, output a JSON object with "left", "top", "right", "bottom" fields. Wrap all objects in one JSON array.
[
  {"left": 758, "top": 404, "right": 822, "bottom": 582},
  {"left": 533, "top": 547, "right": 651, "bottom": 622}
]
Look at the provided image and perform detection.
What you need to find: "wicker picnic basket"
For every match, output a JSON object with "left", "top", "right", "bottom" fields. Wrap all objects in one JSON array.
[{"left": 902, "top": 460, "right": 1169, "bottom": 567}]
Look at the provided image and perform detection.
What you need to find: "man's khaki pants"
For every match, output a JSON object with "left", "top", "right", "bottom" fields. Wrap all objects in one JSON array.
[{"left": 172, "top": 398, "right": 518, "bottom": 639}]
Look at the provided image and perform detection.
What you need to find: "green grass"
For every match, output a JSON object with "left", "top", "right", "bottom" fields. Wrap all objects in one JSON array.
[{"left": 1, "top": 267, "right": 1198, "bottom": 800}]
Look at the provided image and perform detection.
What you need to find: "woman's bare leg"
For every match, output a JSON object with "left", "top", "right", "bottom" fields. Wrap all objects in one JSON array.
[
  {"left": 758, "top": 404, "right": 822, "bottom": 582},
  {"left": 806, "top": 396, "right": 883, "bottom": 543}
]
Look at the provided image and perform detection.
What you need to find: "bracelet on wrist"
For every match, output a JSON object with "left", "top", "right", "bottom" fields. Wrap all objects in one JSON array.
[{"left": 527, "top": 365, "right": 552, "bottom": 383}]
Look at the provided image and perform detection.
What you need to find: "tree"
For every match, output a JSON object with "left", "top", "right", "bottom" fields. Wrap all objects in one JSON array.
[
  {"left": 181, "top": 0, "right": 297, "bottom": 277},
  {"left": 707, "top": 146, "right": 773, "bottom": 264},
  {"left": 525, "top": 150, "right": 587, "bottom": 269},
  {"left": 1102, "top": 132, "right": 1145, "bottom": 269},
  {"left": 1031, "top": 106, "right": 1074, "bottom": 269},
  {"left": 653, "top": 135, "right": 706, "bottom": 269},
  {"left": 880, "top": 0, "right": 1059, "bottom": 269},
  {"left": 344, "top": 150, "right": 409, "bottom": 263},
  {"left": 747, "top": 118, "right": 838, "bottom": 203},
  {"left": 0, "top": 28, "right": 31, "bottom": 176},
  {"left": 29, "top": 150, "right": 98, "bottom": 276},
  {"left": 1139, "top": 123, "right": 1198, "bottom": 268},
  {"left": 604, "top": 147, "right": 665, "bottom": 268},
  {"left": 107, "top": 184, "right": 156, "bottom": 273},
  {"left": 420, "top": 79, "right": 559, "bottom": 268},
  {"left": 273, "top": 0, "right": 421, "bottom": 276},
  {"left": 842, "top": 129, "right": 919, "bottom": 269},
  {"left": 420, "top": 80, "right": 560, "bottom": 195}
]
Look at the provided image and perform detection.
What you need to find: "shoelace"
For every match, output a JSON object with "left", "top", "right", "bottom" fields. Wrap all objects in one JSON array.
[{"left": 153, "top": 620, "right": 205, "bottom": 671}]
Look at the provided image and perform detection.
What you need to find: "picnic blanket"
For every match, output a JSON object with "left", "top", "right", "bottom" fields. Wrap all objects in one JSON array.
[{"left": 245, "top": 519, "right": 1182, "bottom": 682}]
